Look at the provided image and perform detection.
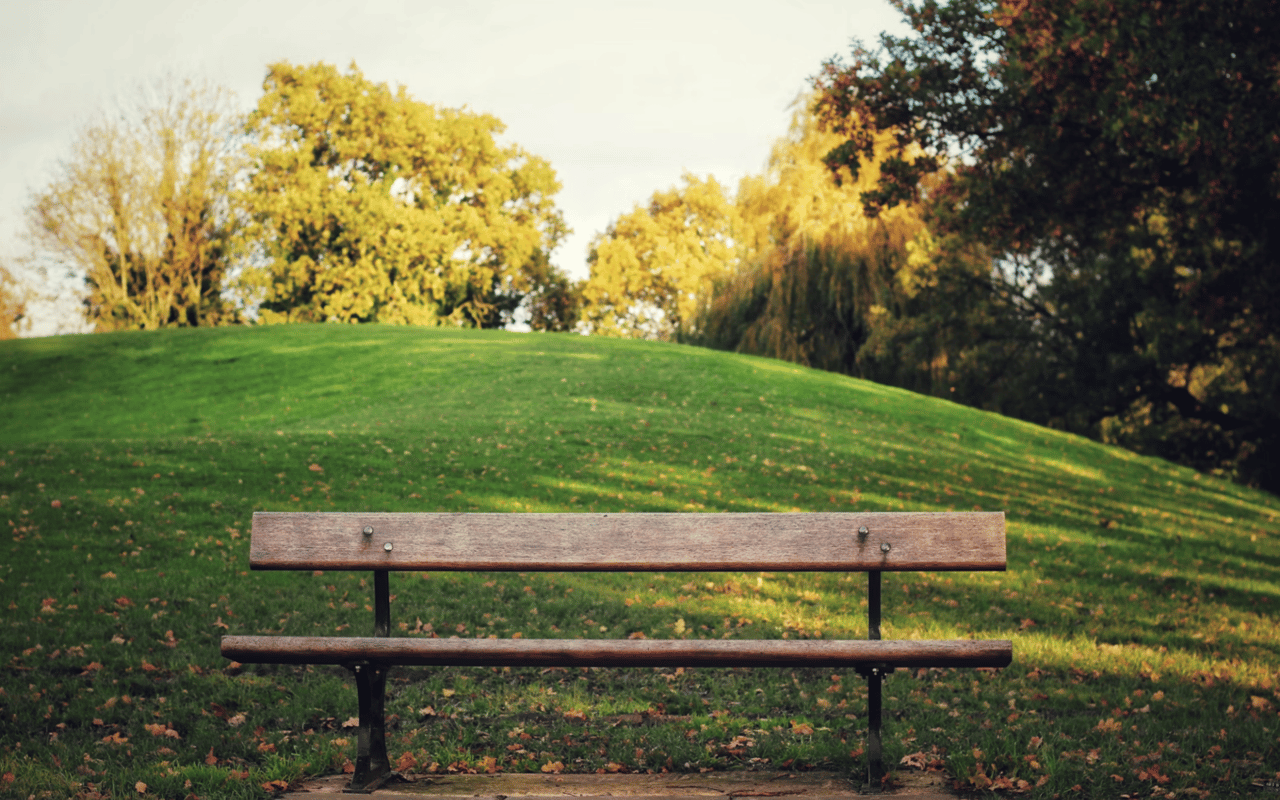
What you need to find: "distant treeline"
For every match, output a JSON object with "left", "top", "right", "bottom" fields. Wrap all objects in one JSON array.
[{"left": 8, "top": 0, "right": 1278, "bottom": 493}]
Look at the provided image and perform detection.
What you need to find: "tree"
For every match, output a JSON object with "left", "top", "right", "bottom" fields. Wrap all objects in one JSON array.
[
  {"left": 0, "top": 260, "right": 32, "bottom": 339},
  {"left": 582, "top": 173, "right": 743, "bottom": 339},
  {"left": 814, "top": 0, "right": 1280, "bottom": 490},
  {"left": 26, "top": 77, "right": 243, "bottom": 331},
  {"left": 240, "top": 61, "right": 569, "bottom": 328},
  {"left": 521, "top": 250, "right": 584, "bottom": 332},
  {"left": 691, "top": 100, "right": 972, "bottom": 387}
]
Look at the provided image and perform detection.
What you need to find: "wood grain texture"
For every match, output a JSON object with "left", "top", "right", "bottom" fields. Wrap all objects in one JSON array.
[
  {"left": 222, "top": 635, "right": 1013, "bottom": 669},
  {"left": 248, "top": 512, "right": 1005, "bottom": 572}
]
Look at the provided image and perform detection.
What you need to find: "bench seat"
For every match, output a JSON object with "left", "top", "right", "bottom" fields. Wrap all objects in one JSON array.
[{"left": 223, "top": 635, "right": 1012, "bottom": 669}]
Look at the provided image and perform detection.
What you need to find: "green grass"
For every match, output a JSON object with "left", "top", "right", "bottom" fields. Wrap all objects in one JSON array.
[{"left": 1, "top": 324, "right": 1277, "bottom": 799}]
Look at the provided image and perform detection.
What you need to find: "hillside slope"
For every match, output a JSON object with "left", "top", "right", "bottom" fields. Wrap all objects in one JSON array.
[{"left": 1, "top": 324, "right": 1277, "bottom": 798}]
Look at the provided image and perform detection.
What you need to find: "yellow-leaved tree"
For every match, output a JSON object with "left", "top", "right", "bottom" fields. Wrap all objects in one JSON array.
[
  {"left": 24, "top": 77, "right": 243, "bottom": 331},
  {"left": 690, "top": 99, "right": 976, "bottom": 392},
  {"left": 240, "top": 61, "right": 569, "bottom": 327},
  {"left": 581, "top": 174, "right": 743, "bottom": 339},
  {"left": 0, "top": 260, "right": 32, "bottom": 339}
]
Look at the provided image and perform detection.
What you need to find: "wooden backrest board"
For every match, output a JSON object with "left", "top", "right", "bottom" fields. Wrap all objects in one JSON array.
[{"left": 248, "top": 511, "right": 1005, "bottom": 572}]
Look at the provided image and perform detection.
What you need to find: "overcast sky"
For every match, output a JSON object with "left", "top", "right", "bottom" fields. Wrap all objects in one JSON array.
[{"left": 1, "top": 0, "right": 907, "bottom": 336}]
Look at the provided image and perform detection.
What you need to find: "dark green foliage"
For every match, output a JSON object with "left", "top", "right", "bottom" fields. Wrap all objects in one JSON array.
[
  {"left": 813, "top": 0, "right": 1280, "bottom": 492},
  {"left": 521, "top": 251, "right": 584, "bottom": 332}
]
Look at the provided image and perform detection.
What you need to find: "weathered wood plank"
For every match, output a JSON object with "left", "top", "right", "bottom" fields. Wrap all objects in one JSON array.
[
  {"left": 248, "top": 512, "right": 1005, "bottom": 572},
  {"left": 222, "top": 635, "right": 1013, "bottom": 669}
]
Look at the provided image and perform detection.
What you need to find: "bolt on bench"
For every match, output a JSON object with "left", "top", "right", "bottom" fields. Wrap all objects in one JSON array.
[{"left": 221, "top": 511, "right": 1011, "bottom": 793}]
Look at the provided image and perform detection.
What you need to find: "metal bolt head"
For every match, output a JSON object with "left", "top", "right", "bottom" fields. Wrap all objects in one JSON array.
[
  {"left": 383, "top": 542, "right": 393, "bottom": 552},
  {"left": 858, "top": 526, "right": 869, "bottom": 538},
  {"left": 880, "top": 542, "right": 891, "bottom": 553},
  {"left": 362, "top": 526, "right": 373, "bottom": 536}
]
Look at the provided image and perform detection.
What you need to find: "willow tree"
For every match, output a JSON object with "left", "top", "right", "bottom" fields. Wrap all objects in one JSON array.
[
  {"left": 581, "top": 174, "right": 743, "bottom": 339},
  {"left": 690, "top": 101, "right": 987, "bottom": 392},
  {"left": 25, "top": 78, "right": 242, "bottom": 331},
  {"left": 240, "top": 61, "right": 569, "bottom": 327}
]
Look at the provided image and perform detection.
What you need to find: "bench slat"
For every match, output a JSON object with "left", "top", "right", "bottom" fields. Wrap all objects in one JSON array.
[
  {"left": 249, "top": 512, "right": 1005, "bottom": 572},
  {"left": 222, "top": 635, "right": 1012, "bottom": 669}
]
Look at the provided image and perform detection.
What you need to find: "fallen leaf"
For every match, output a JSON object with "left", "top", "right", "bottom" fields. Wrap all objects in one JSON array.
[
  {"left": 143, "top": 723, "right": 180, "bottom": 739},
  {"left": 790, "top": 721, "right": 814, "bottom": 736},
  {"left": 900, "top": 751, "right": 927, "bottom": 770},
  {"left": 541, "top": 761, "right": 564, "bottom": 774},
  {"left": 396, "top": 751, "right": 419, "bottom": 772},
  {"left": 135, "top": 781, "right": 147, "bottom": 793}
]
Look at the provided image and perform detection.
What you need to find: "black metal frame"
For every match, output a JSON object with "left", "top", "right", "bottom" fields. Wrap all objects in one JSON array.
[
  {"left": 854, "top": 570, "right": 893, "bottom": 791},
  {"left": 341, "top": 568, "right": 894, "bottom": 793},
  {"left": 344, "top": 570, "right": 398, "bottom": 793}
]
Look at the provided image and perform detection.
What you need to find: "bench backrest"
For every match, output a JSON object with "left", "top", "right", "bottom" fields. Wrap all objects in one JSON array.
[{"left": 249, "top": 511, "right": 1005, "bottom": 573}]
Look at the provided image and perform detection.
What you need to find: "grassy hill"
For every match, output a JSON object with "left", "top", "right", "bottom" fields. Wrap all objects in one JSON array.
[{"left": 1, "top": 324, "right": 1277, "bottom": 799}]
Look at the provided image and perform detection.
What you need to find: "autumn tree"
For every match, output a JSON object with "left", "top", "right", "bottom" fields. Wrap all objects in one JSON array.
[
  {"left": 240, "top": 61, "right": 569, "bottom": 328},
  {"left": 582, "top": 174, "right": 742, "bottom": 339},
  {"left": 25, "top": 77, "right": 243, "bottom": 331},
  {"left": 0, "top": 260, "right": 32, "bottom": 339},
  {"left": 690, "top": 100, "right": 987, "bottom": 389},
  {"left": 814, "top": 0, "right": 1280, "bottom": 490}
]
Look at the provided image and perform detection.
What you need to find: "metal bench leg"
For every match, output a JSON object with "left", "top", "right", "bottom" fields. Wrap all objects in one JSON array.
[
  {"left": 346, "top": 662, "right": 398, "bottom": 793},
  {"left": 859, "top": 569, "right": 891, "bottom": 792},
  {"left": 867, "top": 666, "right": 885, "bottom": 788}
]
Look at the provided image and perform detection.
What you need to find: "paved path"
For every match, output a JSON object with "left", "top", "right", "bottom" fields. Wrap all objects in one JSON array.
[{"left": 282, "top": 770, "right": 955, "bottom": 798}]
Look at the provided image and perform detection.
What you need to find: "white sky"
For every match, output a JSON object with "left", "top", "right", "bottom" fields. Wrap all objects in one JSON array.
[{"left": 1, "top": 0, "right": 907, "bottom": 336}]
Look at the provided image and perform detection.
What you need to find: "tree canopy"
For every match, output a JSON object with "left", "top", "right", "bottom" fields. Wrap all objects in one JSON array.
[
  {"left": 814, "top": 0, "right": 1280, "bottom": 490},
  {"left": 0, "top": 260, "right": 31, "bottom": 340},
  {"left": 240, "top": 61, "right": 569, "bottom": 328},
  {"left": 581, "top": 174, "right": 742, "bottom": 339},
  {"left": 692, "top": 102, "right": 952, "bottom": 384},
  {"left": 25, "top": 78, "right": 242, "bottom": 331}
]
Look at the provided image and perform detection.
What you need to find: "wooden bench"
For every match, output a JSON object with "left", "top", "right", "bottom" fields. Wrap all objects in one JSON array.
[{"left": 221, "top": 511, "right": 1011, "bottom": 792}]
